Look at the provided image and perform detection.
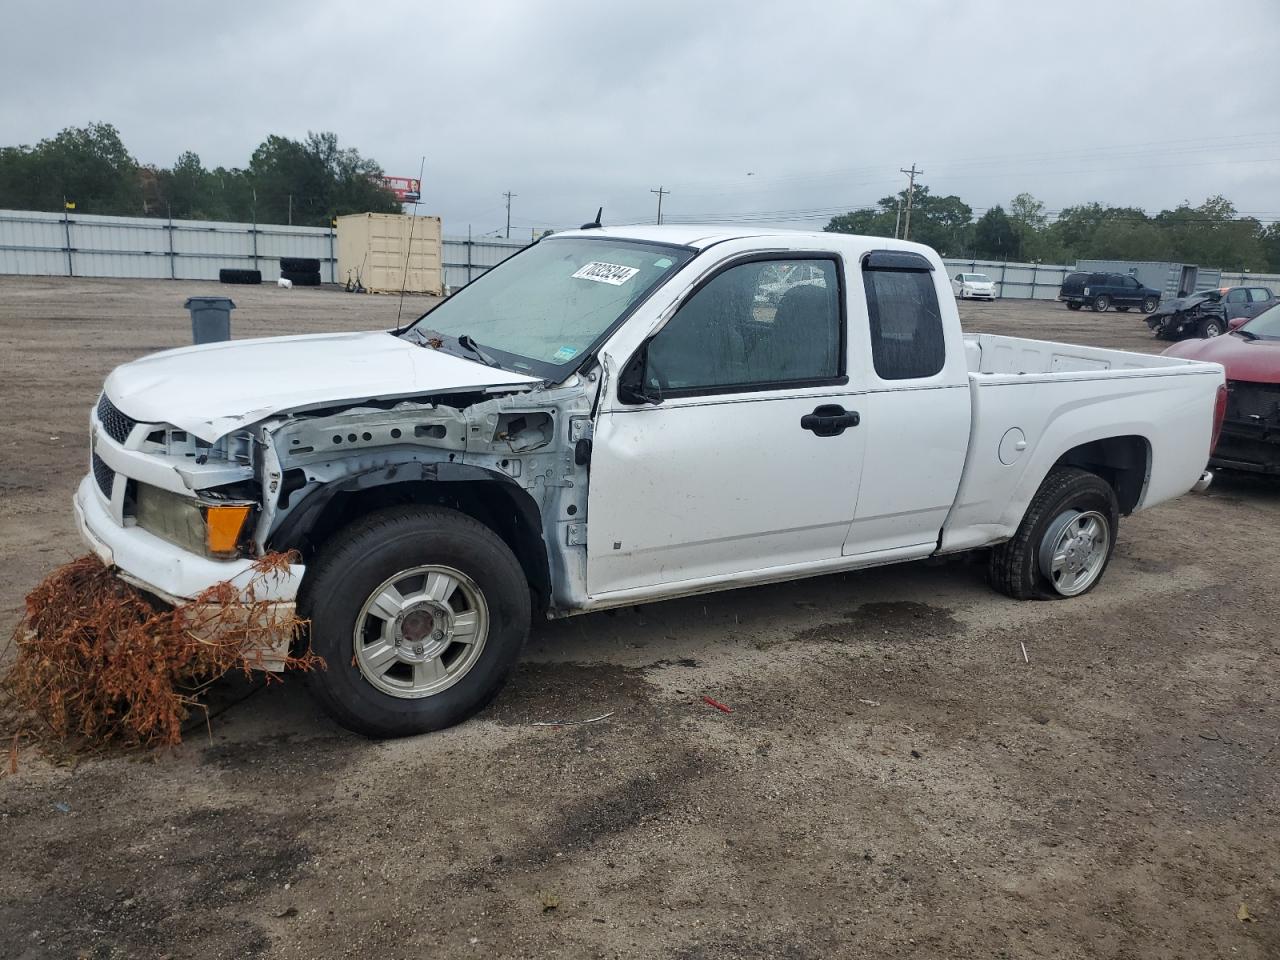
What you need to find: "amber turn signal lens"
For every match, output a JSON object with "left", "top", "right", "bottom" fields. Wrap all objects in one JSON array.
[{"left": 204, "top": 504, "right": 252, "bottom": 556}]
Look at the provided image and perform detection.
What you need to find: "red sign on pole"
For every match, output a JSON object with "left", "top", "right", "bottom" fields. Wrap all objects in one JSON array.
[{"left": 380, "top": 177, "right": 421, "bottom": 202}]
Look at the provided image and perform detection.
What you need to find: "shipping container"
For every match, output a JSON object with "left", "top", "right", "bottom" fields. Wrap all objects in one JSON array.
[{"left": 336, "top": 213, "right": 443, "bottom": 295}]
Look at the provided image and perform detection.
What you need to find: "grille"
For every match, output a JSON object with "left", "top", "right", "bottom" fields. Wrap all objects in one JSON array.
[
  {"left": 91, "top": 452, "right": 115, "bottom": 498},
  {"left": 96, "top": 393, "right": 138, "bottom": 444},
  {"left": 1227, "top": 381, "right": 1280, "bottom": 426}
]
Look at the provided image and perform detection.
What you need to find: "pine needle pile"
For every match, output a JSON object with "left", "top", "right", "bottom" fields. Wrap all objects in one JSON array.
[{"left": 2, "top": 553, "right": 320, "bottom": 749}]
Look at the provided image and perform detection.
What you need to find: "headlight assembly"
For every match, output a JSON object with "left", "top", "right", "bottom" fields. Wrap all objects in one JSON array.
[{"left": 133, "top": 484, "right": 254, "bottom": 559}]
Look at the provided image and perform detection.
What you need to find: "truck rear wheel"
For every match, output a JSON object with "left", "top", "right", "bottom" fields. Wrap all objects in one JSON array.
[
  {"left": 1140, "top": 296, "right": 1159, "bottom": 314},
  {"left": 1066, "top": 302, "right": 1081, "bottom": 311},
  {"left": 299, "top": 506, "right": 530, "bottom": 737},
  {"left": 989, "top": 467, "right": 1119, "bottom": 601}
]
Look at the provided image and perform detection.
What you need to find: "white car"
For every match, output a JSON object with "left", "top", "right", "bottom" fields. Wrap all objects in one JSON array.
[
  {"left": 952, "top": 272, "right": 996, "bottom": 300},
  {"left": 79, "top": 226, "right": 1224, "bottom": 737}
]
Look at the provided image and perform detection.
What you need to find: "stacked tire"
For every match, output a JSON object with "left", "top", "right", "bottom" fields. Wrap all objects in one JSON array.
[
  {"left": 219, "top": 268, "right": 261, "bottom": 285},
  {"left": 280, "top": 257, "right": 322, "bottom": 287}
]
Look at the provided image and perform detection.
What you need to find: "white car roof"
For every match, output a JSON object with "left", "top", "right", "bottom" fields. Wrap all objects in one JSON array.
[{"left": 549, "top": 223, "right": 937, "bottom": 258}]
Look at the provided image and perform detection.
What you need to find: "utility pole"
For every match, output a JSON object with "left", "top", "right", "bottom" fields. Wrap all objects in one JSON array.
[
  {"left": 899, "top": 163, "right": 922, "bottom": 240},
  {"left": 650, "top": 185, "right": 669, "bottom": 225},
  {"left": 503, "top": 191, "right": 516, "bottom": 239},
  {"left": 894, "top": 200, "right": 902, "bottom": 240},
  {"left": 287, "top": 194, "right": 292, "bottom": 226}
]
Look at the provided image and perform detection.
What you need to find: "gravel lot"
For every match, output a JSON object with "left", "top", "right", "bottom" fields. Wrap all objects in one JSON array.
[{"left": 1, "top": 276, "right": 1277, "bottom": 959}]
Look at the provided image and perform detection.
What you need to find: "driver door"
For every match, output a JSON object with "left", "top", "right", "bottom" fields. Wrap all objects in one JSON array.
[{"left": 585, "top": 254, "right": 867, "bottom": 598}]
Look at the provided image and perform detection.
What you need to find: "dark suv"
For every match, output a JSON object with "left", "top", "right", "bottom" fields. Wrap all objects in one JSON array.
[{"left": 1059, "top": 272, "right": 1162, "bottom": 313}]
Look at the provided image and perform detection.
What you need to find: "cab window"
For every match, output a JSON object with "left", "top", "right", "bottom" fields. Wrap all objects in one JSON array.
[
  {"left": 636, "top": 257, "right": 843, "bottom": 397},
  {"left": 863, "top": 255, "right": 945, "bottom": 380}
]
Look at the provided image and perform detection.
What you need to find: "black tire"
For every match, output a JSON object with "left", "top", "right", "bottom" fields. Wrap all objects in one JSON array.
[
  {"left": 280, "top": 257, "right": 321, "bottom": 273},
  {"left": 1198, "top": 317, "right": 1224, "bottom": 338},
  {"left": 219, "top": 268, "right": 261, "bottom": 285},
  {"left": 299, "top": 506, "right": 531, "bottom": 737},
  {"left": 1092, "top": 295, "right": 1111, "bottom": 312},
  {"left": 1140, "top": 296, "right": 1159, "bottom": 314},
  {"left": 1067, "top": 302, "right": 1082, "bottom": 311},
  {"left": 989, "top": 467, "right": 1120, "bottom": 601},
  {"left": 281, "top": 269, "right": 322, "bottom": 286}
]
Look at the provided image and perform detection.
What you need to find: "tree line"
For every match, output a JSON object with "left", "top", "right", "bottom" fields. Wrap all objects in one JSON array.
[
  {"left": 0, "top": 123, "right": 401, "bottom": 227},
  {"left": 824, "top": 187, "right": 1280, "bottom": 272}
]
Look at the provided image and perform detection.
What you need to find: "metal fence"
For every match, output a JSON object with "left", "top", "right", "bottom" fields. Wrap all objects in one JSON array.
[
  {"left": 0, "top": 208, "right": 339, "bottom": 282},
  {"left": 442, "top": 236, "right": 527, "bottom": 291},
  {"left": 941, "top": 259, "right": 1074, "bottom": 300},
  {"left": 1218, "top": 272, "right": 1280, "bottom": 295},
  {"left": 0, "top": 207, "right": 531, "bottom": 291}
]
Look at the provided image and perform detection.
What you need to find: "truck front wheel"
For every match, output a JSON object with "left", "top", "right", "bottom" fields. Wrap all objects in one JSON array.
[
  {"left": 1092, "top": 295, "right": 1111, "bottom": 312},
  {"left": 299, "top": 506, "right": 531, "bottom": 737},
  {"left": 989, "top": 467, "right": 1119, "bottom": 601}
]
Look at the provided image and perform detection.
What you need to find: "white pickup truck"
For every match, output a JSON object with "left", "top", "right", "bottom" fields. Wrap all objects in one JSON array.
[{"left": 78, "top": 227, "right": 1226, "bottom": 737}]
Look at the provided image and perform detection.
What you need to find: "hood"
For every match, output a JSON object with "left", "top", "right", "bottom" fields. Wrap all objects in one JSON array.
[
  {"left": 1150, "top": 291, "right": 1220, "bottom": 317},
  {"left": 103, "top": 331, "right": 540, "bottom": 442},
  {"left": 1162, "top": 333, "right": 1280, "bottom": 385}
]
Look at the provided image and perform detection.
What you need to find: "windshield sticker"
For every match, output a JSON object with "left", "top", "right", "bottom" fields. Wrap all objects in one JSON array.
[
  {"left": 552, "top": 345, "right": 579, "bottom": 362},
  {"left": 653, "top": 257, "right": 673, "bottom": 268},
  {"left": 572, "top": 261, "right": 640, "bottom": 285}
]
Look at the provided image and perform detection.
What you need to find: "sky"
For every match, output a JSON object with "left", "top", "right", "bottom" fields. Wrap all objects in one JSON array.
[{"left": 3, "top": 0, "right": 1279, "bottom": 237}]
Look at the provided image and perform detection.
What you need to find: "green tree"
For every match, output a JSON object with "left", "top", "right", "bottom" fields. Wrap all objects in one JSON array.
[
  {"left": 1156, "top": 196, "right": 1264, "bottom": 271},
  {"left": 973, "top": 206, "right": 1020, "bottom": 260},
  {"left": 1009, "top": 192, "right": 1048, "bottom": 232},
  {"left": 245, "top": 131, "right": 399, "bottom": 226},
  {"left": 0, "top": 122, "right": 142, "bottom": 214},
  {"left": 824, "top": 207, "right": 895, "bottom": 237},
  {"left": 825, "top": 185, "right": 972, "bottom": 255},
  {"left": 1260, "top": 223, "right": 1280, "bottom": 273}
]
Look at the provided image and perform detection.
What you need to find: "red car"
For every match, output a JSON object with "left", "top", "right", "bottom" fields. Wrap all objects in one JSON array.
[{"left": 1163, "top": 302, "right": 1280, "bottom": 474}]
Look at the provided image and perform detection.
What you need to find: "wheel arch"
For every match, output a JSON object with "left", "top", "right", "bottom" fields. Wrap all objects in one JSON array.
[
  {"left": 270, "top": 465, "right": 552, "bottom": 615},
  {"left": 1050, "top": 434, "right": 1151, "bottom": 515}
]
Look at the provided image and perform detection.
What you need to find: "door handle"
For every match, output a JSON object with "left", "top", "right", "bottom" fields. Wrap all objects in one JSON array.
[{"left": 800, "top": 404, "right": 860, "bottom": 437}]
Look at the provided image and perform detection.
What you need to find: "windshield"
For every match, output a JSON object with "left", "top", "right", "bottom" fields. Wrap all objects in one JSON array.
[
  {"left": 964, "top": 274, "right": 991, "bottom": 282},
  {"left": 1241, "top": 302, "right": 1280, "bottom": 339},
  {"left": 402, "top": 236, "right": 694, "bottom": 377}
]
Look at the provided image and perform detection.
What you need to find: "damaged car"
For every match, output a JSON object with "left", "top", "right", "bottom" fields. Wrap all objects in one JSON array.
[
  {"left": 1146, "top": 289, "right": 1228, "bottom": 340},
  {"left": 1163, "top": 302, "right": 1280, "bottom": 474},
  {"left": 79, "top": 226, "right": 1225, "bottom": 737}
]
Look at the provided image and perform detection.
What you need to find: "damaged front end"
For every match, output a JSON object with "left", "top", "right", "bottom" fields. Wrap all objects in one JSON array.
[
  {"left": 1146, "top": 292, "right": 1227, "bottom": 341},
  {"left": 254, "top": 375, "right": 598, "bottom": 617},
  {"left": 1213, "top": 380, "right": 1280, "bottom": 474},
  {"left": 78, "top": 366, "right": 600, "bottom": 668}
]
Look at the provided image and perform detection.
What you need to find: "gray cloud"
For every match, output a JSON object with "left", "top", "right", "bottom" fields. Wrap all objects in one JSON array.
[{"left": 3, "top": 0, "right": 1278, "bottom": 235}]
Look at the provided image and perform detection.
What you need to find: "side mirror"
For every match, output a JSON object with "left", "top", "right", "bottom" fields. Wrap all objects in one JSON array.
[{"left": 1228, "top": 316, "right": 1248, "bottom": 331}]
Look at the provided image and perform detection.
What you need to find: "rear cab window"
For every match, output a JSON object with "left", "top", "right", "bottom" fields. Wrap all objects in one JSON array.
[{"left": 861, "top": 251, "right": 946, "bottom": 381}]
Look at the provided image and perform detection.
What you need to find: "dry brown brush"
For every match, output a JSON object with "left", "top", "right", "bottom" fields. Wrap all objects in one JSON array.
[{"left": 2, "top": 553, "right": 321, "bottom": 750}]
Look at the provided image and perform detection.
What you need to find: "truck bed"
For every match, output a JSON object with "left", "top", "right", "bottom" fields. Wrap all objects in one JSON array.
[
  {"left": 962, "top": 332, "right": 1210, "bottom": 377},
  {"left": 942, "top": 333, "right": 1224, "bottom": 555}
]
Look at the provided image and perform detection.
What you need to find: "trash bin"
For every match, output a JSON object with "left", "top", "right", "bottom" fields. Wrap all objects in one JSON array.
[{"left": 184, "top": 296, "right": 236, "bottom": 344}]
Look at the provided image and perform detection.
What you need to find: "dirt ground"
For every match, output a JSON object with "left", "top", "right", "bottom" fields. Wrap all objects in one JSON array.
[{"left": 0, "top": 276, "right": 1276, "bottom": 960}]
